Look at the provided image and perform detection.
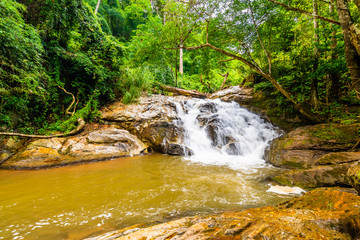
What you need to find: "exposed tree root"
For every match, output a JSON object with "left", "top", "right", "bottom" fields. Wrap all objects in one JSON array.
[{"left": 0, "top": 118, "right": 85, "bottom": 138}]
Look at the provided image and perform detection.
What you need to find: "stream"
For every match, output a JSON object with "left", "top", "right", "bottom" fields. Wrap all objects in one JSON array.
[{"left": 0, "top": 99, "right": 298, "bottom": 240}]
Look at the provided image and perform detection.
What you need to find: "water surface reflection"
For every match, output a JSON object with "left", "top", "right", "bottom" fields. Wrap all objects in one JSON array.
[{"left": 0, "top": 154, "right": 290, "bottom": 240}]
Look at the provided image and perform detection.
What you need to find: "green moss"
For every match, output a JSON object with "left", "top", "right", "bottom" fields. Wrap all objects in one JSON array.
[
  {"left": 317, "top": 153, "right": 349, "bottom": 165},
  {"left": 311, "top": 124, "right": 359, "bottom": 144},
  {"left": 283, "top": 160, "right": 306, "bottom": 169},
  {"left": 272, "top": 176, "right": 293, "bottom": 186},
  {"left": 282, "top": 139, "right": 295, "bottom": 149}
]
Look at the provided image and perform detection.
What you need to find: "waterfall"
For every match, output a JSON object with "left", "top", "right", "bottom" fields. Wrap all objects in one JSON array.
[{"left": 174, "top": 98, "right": 280, "bottom": 170}]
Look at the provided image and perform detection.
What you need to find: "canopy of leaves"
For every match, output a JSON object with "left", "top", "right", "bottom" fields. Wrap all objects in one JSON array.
[{"left": 1, "top": 0, "right": 360, "bottom": 132}]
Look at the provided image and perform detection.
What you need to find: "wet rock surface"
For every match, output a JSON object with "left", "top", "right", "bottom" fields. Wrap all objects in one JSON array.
[
  {"left": 1, "top": 90, "right": 360, "bottom": 237},
  {"left": 0, "top": 125, "right": 148, "bottom": 169},
  {"left": 101, "top": 95, "right": 189, "bottom": 154},
  {"left": 88, "top": 188, "right": 360, "bottom": 240},
  {"left": 208, "top": 85, "right": 253, "bottom": 104},
  {"left": 268, "top": 123, "right": 360, "bottom": 188},
  {"left": 347, "top": 161, "right": 360, "bottom": 194},
  {"left": 0, "top": 136, "right": 28, "bottom": 164},
  {"left": 165, "top": 143, "right": 193, "bottom": 156}
]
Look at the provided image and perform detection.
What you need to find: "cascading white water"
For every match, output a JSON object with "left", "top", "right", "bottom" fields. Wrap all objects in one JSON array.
[{"left": 174, "top": 98, "right": 280, "bottom": 171}]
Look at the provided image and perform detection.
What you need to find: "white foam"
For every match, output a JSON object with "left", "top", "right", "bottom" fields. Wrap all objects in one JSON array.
[
  {"left": 267, "top": 185, "right": 305, "bottom": 195},
  {"left": 174, "top": 98, "right": 279, "bottom": 170}
]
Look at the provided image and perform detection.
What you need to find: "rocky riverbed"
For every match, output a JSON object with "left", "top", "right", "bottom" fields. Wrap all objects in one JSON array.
[
  {"left": 88, "top": 188, "right": 360, "bottom": 239},
  {"left": 1, "top": 86, "right": 360, "bottom": 239},
  {"left": 0, "top": 86, "right": 274, "bottom": 169},
  {"left": 0, "top": 95, "right": 190, "bottom": 169}
]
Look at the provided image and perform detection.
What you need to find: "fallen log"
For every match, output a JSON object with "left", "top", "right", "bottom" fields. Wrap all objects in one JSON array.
[
  {"left": 159, "top": 85, "right": 207, "bottom": 99},
  {"left": 0, "top": 118, "right": 85, "bottom": 138}
]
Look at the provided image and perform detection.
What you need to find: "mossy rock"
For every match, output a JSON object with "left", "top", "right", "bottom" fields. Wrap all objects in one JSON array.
[
  {"left": 267, "top": 123, "right": 360, "bottom": 169},
  {"left": 284, "top": 123, "right": 360, "bottom": 150},
  {"left": 310, "top": 123, "right": 360, "bottom": 148},
  {"left": 347, "top": 161, "right": 360, "bottom": 195},
  {"left": 271, "top": 163, "right": 351, "bottom": 188},
  {"left": 315, "top": 152, "right": 360, "bottom": 165}
]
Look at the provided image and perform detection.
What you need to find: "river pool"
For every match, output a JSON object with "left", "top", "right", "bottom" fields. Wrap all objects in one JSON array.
[{"left": 0, "top": 154, "right": 293, "bottom": 240}]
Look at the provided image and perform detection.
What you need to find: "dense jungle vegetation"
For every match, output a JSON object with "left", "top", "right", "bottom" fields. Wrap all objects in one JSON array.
[{"left": 0, "top": 0, "right": 360, "bottom": 133}]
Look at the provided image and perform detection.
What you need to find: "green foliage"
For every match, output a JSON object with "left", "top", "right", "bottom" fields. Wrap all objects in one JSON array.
[
  {"left": 119, "top": 66, "right": 150, "bottom": 104},
  {"left": 1, "top": 0, "right": 360, "bottom": 133},
  {"left": 0, "top": 0, "right": 48, "bottom": 129},
  {"left": 54, "top": 98, "right": 100, "bottom": 133},
  {"left": 0, "top": 0, "right": 129, "bottom": 133},
  {"left": 254, "top": 81, "right": 274, "bottom": 92}
]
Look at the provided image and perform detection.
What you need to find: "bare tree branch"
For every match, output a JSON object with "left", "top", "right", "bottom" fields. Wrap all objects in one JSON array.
[
  {"left": 57, "top": 85, "right": 77, "bottom": 116},
  {"left": 319, "top": 0, "right": 331, "bottom": 4},
  {"left": 248, "top": 0, "right": 272, "bottom": 74},
  {"left": 267, "top": 0, "right": 340, "bottom": 25},
  {"left": 218, "top": 58, "right": 235, "bottom": 63},
  {"left": 220, "top": 73, "right": 229, "bottom": 89},
  {"left": 0, "top": 118, "right": 85, "bottom": 138}
]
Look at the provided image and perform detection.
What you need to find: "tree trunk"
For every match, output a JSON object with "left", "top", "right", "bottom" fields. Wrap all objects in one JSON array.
[
  {"left": 336, "top": 0, "right": 360, "bottom": 93},
  {"left": 329, "top": 0, "right": 340, "bottom": 100},
  {"left": 179, "top": 44, "right": 184, "bottom": 74},
  {"left": 310, "top": 0, "right": 320, "bottom": 109},
  {"left": 175, "top": 49, "right": 178, "bottom": 87},
  {"left": 94, "top": 0, "right": 101, "bottom": 15},
  {"left": 349, "top": 24, "right": 360, "bottom": 56}
]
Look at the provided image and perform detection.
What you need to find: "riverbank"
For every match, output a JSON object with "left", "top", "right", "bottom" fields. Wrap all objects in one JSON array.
[
  {"left": 0, "top": 86, "right": 301, "bottom": 170},
  {"left": 88, "top": 187, "right": 360, "bottom": 239}
]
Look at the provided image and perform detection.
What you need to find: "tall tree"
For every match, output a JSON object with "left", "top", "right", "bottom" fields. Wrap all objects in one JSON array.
[
  {"left": 267, "top": 0, "right": 360, "bottom": 95},
  {"left": 329, "top": 0, "right": 340, "bottom": 100},
  {"left": 310, "top": 0, "right": 320, "bottom": 108},
  {"left": 335, "top": 0, "right": 360, "bottom": 95},
  {"left": 95, "top": 0, "right": 101, "bottom": 15}
]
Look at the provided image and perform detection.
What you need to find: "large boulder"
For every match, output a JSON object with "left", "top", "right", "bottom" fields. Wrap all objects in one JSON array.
[
  {"left": 272, "top": 163, "right": 351, "bottom": 188},
  {"left": 208, "top": 85, "right": 253, "bottom": 104},
  {"left": 0, "top": 125, "right": 148, "bottom": 169},
  {"left": 0, "top": 136, "right": 28, "bottom": 164},
  {"left": 101, "top": 95, "right": 189, "bottom": 155},
  {"left": 268, "top": 123, "right": 360, "bottom": 188},
  {"left": 88, "top": 188, "right": 360, "bottom": 239},
  {"left": 347, "top": 161, "right": 360, "bottom": 195}
]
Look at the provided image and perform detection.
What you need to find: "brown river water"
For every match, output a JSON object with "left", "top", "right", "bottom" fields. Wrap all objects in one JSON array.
[{"left": 0, "top": 154, "right": 294, "bottom": 240}]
